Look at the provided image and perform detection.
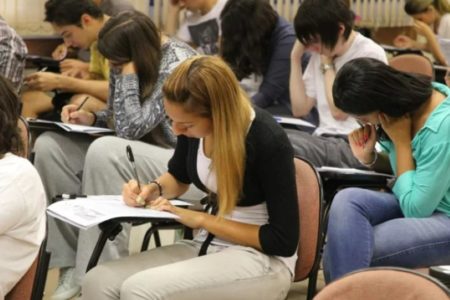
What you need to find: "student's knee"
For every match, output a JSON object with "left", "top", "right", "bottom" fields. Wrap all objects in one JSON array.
[
  {"left": 33, "top": 132, "right": 62, "bottom": 164},
  {"left": 83, "top": 265, "right": 119, "bottom": 298},
  {"left": 85, "top": 136, "right": 119, "bottom": 167},
  {"left": 329, "top": 187, "right": 367, "bottom": 219},
  {"left": 120, "top": 273, "right": 163, "bottom": 300}
]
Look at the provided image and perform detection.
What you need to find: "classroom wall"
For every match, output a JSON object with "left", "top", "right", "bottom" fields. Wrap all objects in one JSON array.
[{"left": 0, "top": 0, "right": 150, "bottom": 36}]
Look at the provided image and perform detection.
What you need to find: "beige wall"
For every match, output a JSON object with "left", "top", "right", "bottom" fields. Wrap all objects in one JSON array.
[{"left": 0, "top": 0, "right": 149, "bottom": 36}]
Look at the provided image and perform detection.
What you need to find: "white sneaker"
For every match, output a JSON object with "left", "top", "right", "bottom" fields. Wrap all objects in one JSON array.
[{"left": 51, "top": 267, "right": 81, "bottom": 300}]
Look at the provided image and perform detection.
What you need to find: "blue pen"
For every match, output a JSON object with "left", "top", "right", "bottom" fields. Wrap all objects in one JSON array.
[{"left": 126, "top": 145, "right": 141, "bottom": 190}]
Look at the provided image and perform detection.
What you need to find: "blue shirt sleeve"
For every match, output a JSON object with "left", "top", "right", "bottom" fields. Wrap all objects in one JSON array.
[{"left": 393, "top": 141, "right": 450, "bottom": 217}]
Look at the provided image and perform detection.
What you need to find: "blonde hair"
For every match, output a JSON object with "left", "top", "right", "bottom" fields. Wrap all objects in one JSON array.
[
  {"left": 163, "top": 56, "right": 252, "bottom": 216},
  {"left": 405, "top": 0, "right": 450, "bottom": 15}
]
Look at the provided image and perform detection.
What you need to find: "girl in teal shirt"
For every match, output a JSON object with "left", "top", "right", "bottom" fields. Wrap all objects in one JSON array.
[{"left": 324, "top": 57, "right": 450, "bottom": 282}]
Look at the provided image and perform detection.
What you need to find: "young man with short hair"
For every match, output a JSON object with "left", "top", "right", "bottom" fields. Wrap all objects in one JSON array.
[
  {"left": 288, "top": 0, "right": 387, "bottom": 168},
  {"left": 21, "top": 0, "right": 111, "bottom": 118}
]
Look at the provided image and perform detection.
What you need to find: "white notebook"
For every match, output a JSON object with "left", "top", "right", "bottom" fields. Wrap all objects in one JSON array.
[{"left": 47, "top": 195, "right": 191, "bottom": 230}]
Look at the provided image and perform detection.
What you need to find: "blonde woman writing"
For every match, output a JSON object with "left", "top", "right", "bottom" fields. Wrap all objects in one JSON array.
[{"left": 82, "top": 56, "right": 299, "bottom": 300}]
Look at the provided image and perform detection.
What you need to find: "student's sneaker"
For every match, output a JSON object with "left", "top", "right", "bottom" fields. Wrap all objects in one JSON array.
[{"left": 51, "top": 267, "right": 81, "bottom": 300}]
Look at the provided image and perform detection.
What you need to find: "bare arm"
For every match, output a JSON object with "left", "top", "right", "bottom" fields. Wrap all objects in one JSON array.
[
  {"left": 164, "top": 2, "right": 183, "bottom": 36},
  {"left": 416, "top": 19, "right": 448, "bottom": 65},
  {"left": 289, "top": 41, "right": 315, "bottom": 117},
  {"left": 24, "top": 72, "right": 108, "bottom": 101},
  {"left": 57, "top": 76, "right": 109, "bottom": 101}
]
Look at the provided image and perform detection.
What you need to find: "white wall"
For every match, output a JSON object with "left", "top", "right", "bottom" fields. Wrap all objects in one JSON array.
[{"left": 0, "top": 0, "right": 150, "bottom": 36}]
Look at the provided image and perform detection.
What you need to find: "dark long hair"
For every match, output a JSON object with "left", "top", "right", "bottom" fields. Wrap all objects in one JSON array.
[
  {"left": 333, "top": 58, "right": 432, "bottom": 118},
  {"left": 220, "top": 0, "right": 277, "bottom": 80},
  {"left": 0, "top": 75, "right": 21, "bottom": 155},
  {"left": 98, "top": 11, "right": 161, "bottom": 101}
]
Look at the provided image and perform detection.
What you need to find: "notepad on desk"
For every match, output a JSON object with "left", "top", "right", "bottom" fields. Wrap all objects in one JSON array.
[
  {"left": 317, "top": 166, "right": 393, "bottom": 178},
  {"left": 47, "top": 195, "right": 192, "bottom": 230},
  {"left": 273, "top": 116, "right": 316, "bottom": 128},
  {"left": 27, "top": 118, "right": 114, "bottom": 135}
]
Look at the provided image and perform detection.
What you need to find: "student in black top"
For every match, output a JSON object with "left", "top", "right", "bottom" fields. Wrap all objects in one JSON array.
[
  {"left": 220, "top": 0, "right": 309, "bottom": 116},
  {"left": 82, "top": 56, "right": 299, "bottom": 300}
]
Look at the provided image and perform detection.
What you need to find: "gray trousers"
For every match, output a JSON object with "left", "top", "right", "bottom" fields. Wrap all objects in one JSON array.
[
  {"left": 82, "top": 240, "right": 292, "bottom": 300},
  {"left": 33, "top": 133, "right": 204, "bottom": 284},
  {"left": 285, "top": 129, "right": 366, "bottom": 168}
]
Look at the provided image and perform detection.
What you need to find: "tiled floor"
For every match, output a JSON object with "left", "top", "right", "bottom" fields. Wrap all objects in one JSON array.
[{"left": 43, "top": 227, "right": 325, "bottom": 299}]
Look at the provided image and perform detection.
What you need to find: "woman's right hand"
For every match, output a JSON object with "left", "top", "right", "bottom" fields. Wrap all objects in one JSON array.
[
  {"left": 122, "top": 180, "right": 160, "bottom": 207},
  {"left": 348, "top": 123, "right": 377, "bottom": 164},
  {"left": 61, "top": 104, "right": 95, "bottom": 125}
]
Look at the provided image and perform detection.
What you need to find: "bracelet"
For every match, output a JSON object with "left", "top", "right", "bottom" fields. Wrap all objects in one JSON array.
[
  {"left": 149, "top": 180, "right": 163, "bottom": 197},
  {"left": 359, "top": 151, "right": 378, "bottom": 168},
  {"left": 91, "top": 112, "right": 97, "bottom": 126}
]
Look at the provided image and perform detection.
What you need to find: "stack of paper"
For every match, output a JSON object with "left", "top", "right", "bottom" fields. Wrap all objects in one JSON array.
[
  {"left": 27, "top": 118, "right": 114, "bottom": 135},
  {"left": 273, "top": 116, "right": 316, "bottom": 128},
  {"left": 47, "top": 195, "right": 191, "bottom": 230}
]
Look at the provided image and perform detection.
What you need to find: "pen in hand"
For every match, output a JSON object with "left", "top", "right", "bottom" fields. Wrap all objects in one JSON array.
[
  {"left": 126, "top": 144, "right": 142, "bottom": 190},
  {"left": 76, "top": 96, "right": 89, "bottom": 111},
  {"left": 126, "top": 145, "right": 146, "bottom": 206}
]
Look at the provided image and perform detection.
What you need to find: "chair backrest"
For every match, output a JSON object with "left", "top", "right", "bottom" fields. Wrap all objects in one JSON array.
[
  {"left": 389, "top": 54, "right": 434, "bottom": 79},
  {"left": 5, "top": 235, "right": 50, "bottom": 300},
  {"left": 16, "top": 116, "right": 31, "bottom": 159},
  {"left": 314, "top": 267, "right": 450, "bottom": 300},
  {"left": 293, "top": 157, "right": 324, "bottom": 282}
]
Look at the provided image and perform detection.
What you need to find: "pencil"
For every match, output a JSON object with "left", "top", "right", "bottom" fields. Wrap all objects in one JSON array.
[{"left": 76, "top": 96, "right": 90, "bottom": 111}]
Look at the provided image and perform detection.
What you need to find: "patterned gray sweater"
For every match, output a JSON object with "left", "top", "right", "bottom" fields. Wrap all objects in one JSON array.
[{"left": 94, "top": 39, "right": 197, "bottom": 148}]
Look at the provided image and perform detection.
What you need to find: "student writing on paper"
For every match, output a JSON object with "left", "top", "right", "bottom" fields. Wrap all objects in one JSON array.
[
  {"left": 32, "top": 11, "right": 199, "bottom": 299},
  {"left": 82, "top": 56, "right": 299, "bottom": 300},
  {"left": 394, "top": 0, "right": 450, "bottom": 66},
  {"left": 50, "top": 0, "right": 134, "bottom": 78},
  {"left": 323, "top": 57, "right": 450, "bottom": 282},
  {"left": 0, "top": 75, "right": 46, "bottom": 299},
  {"left": 286, "top": 0, "right": 387, "bottom": 168},
  {"left": 22, "top": 0, "right": 111, "bottom": 118}
]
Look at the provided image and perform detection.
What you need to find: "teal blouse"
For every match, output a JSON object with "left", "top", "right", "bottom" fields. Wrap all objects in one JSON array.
[{"left": 381, "top": 82, "right": 450, "bottom": 218}]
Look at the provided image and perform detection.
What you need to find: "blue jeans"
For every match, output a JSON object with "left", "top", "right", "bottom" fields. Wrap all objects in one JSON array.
[{"left": 323, "top": 188, "right": 450, "bottom": 282}]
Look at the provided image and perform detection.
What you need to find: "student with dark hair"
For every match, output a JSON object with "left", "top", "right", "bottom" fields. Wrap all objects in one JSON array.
[
  {"left": 287, "top": 0, "right": 387, "bottom": 168},
  {"left": 394, "top": 0, "right": 450, "bottom": 66},
  {"left": 22, "top": 0, "right": 111, "bottom": 118},
  {"left": 0, "top": 17, "right": 27, "bottom": 93},
  {"left": 32, "top": 11, "right": 198, "bottom": 299},
  {"left": 51, "top": 0, "right": 134, "bottom": 69},
  {"left": 220, "top": 0, "right": 305, "bottom": 115},
  {"left": 82, "top": 55, "right": 298, "bottom": 300},
  {"left": 0, "top": 75, "right": 46, "bottom": 299},
  {"left": 164, "top": 0, "right": 228, "bottom": 55},
  {"left": 324, "top": 57, "right": 450, "bottom": 282}
]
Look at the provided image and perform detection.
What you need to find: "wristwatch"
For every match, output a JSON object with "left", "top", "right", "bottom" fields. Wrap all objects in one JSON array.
[{"left": 320, "top": 63, "right": 335, "bottom": 74}]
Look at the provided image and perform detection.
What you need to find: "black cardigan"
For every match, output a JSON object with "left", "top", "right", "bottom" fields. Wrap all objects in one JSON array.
[{"left": 168, "top": 107, "right": 299, "bottom": 256}]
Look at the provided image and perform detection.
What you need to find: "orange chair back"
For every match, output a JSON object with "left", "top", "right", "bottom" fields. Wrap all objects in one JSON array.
[
  {"left": 314, "top": 267, "right": 450, "bottom": 300},
  {"left": 293, "top": 157, "right": 323, "bottom": 282},
  {"left": 389, "top": 54, "right": 434, "bottom": 79}
]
